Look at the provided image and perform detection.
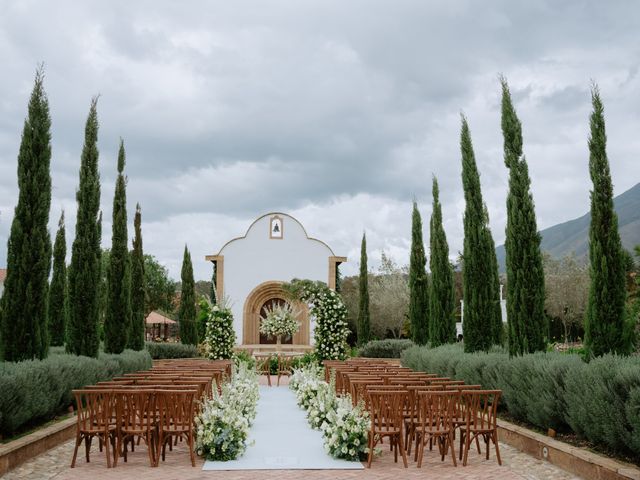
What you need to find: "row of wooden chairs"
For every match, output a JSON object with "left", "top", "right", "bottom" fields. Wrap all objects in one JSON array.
[
  {"left": 325, "top": 360, "right": 502, "bottom": 469},
  {"left": 255, "top": 353, "right": 298, "bottom": 386},
  {"left": 71, "top": 360, "right": 230, "bottom": 469}
]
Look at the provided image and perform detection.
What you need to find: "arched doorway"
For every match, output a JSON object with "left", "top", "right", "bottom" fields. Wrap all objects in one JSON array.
[{"left": 242, "top": 281, "right": 310, "bottom": 345}]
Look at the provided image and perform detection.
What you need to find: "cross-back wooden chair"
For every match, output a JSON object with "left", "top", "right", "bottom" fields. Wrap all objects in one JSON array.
[
  {"left": 71, "top": 390, "right": 118, "bottom": 468},
  {"left": 403, "top": 385, "right": 441, "bottom": 455},
  {"left": 155, "top": 389, "right": 198, "bottom": 467},
  {"left": 351, "top": 379, "right": 383, "bottom": 407},
  {"left": 459, "top": 389, "right": 502, "bottom": 466},
  {"left": 113, "top": 389, "right": 157, "bottom": 467},
  {"left": 366, "top": 389, "right": 408, "bottom": 468},
  {"left": 414, "top": 390, "right": 458, "bottom": 468},
  {"left": 277, "top": 354, "right": 296, "bottom": 386}
]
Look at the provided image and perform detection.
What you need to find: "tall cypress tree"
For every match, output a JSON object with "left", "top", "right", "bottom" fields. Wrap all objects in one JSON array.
[
  {"left": 501, "top": 78, "right": 546, "bottom": 356},
  {"left": 67, "top": 98, "right": 102, "bottom": 358},
  {"left": 409, "top": 201, "right": 429, "bottom": 345},
  {"left": 128, "top": 203, "right": 145, "bottom": 350},
  {"left": 357, "top": 232, "right": 371, "bottom": 345},
  {"left": 428, "top": 177, "right": 456, "bottom": 346},
  {"left": 585, "top": 87, "right": 630, "bottom": 356},
  {"left": 104, "top": 140, "right": 131, "bottom": 353},
  {"left": 48, "top": 212, "right": 67, "bottom": 347},
  {"left": 460, "top": 116, "right": 503, "bottom": 352},
  {"left": 0, "top": 67, "right": 52, "bottom": 361},
  {"left": 179, "top": 246, "right": 198, "bottom": 345}
]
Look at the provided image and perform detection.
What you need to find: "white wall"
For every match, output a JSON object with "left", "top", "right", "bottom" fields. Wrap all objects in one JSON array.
[{"left": 218, "top": 213, "right": 335, "bottom": 344}]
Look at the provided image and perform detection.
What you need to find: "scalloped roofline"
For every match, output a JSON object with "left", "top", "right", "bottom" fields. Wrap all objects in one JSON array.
[{"left": 215, "top": 212, "right": 336, "bottom": 256}]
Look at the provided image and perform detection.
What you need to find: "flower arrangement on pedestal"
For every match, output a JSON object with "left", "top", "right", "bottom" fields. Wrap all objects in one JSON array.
[
  {"left": 203, "top": 304, "right": 236, "bottom": 360},
  {"left": 259, "top": 303, "right": 300, "bottom": 346},
  {"left": 195, "top": 362, "right": 259, "bottom": 461}
]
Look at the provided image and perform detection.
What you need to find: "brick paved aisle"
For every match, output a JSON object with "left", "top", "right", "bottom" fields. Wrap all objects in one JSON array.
[{"left": 3, "top": 377, "right": 582, "bottom": 480}]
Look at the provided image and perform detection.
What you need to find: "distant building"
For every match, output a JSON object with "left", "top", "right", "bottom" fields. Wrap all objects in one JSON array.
[
  {"left": 0, "top": 268, "right": 6, "bottom": 298},
  {"left": 206, "top": 213, "right": 346, "bottom": 349},
  {"left": 457, "top": 284, "right": 507, "bottom": 337}
]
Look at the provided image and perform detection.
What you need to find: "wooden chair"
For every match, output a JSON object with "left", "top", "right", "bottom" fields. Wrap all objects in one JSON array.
[
  {"left": 277, "top": 355, "right": 295, "bottom": 386},
  {"left": 156, "top": 389, "right": 198, "bottom": 467},
  {"left": 415, "top": 390, "right": 457, "bottom": 468},
  {"left": 113, "top": 389, "right": 157, "bottom": 467},
  {"left": 459, "top": 390, "right": 502, "bottom": 466},
  {"left": 256, "top": 355, "right": 274, "bottom": 386},
  {"left": 366, "top": 390, "right": 409, "bottom": 468},
  {"left": 71, "top": 390, "right": 117, "bottom": 468}
]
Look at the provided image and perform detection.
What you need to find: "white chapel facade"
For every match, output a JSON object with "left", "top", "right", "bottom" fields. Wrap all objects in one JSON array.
[{"left": 205, "top": 213, "right": 346, "bottom": 348}]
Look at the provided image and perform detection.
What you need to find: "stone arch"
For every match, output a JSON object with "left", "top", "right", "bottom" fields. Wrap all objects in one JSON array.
[{"left": 242, "top": 281, "right": 310, "bottom": 345}]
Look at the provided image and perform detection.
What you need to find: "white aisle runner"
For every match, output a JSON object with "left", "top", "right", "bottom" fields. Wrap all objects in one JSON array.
[{"left": 202, "top": 386, "right": 364, "bottom": 470}]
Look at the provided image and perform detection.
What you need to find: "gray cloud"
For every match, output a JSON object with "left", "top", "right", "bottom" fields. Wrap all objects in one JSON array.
[{"left": 1, "top": 0, "right": 639, "bottom": 280}]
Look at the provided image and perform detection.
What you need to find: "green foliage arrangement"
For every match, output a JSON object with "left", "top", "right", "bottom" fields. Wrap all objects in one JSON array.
[
  {"left": 0, "top": 349, "right": 151, "bottom": 435},
  {"left": 203, "top": 305, "right": 236, "bottom": 360},
  {"left": 401, "top": 343, "right": 640, "bottom": 458},
  {"left": 145, "top": 341, "right": 199, "bottom": 359},
  {"left": 284, "top": 279, "right": 350, "bottom": 361},
  {"left": 358, "top": 339, "right": 414, "bottom": 358},
  {"left": 1, "top": 67, "right": 52, "bottom": 361}
]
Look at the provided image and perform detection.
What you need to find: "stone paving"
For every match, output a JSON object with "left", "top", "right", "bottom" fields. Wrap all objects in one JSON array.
[{"left": 2, "top": 375, "right": 582, "bottom": 480}]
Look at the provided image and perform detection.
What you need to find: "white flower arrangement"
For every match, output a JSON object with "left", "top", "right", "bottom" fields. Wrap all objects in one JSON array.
[
  {"left": 203, "top": 304, "right": 236, "bottom": 360},
  {"left": 259, "top": 303, "right": 300, "bottom": 340},
  {"left": 290, "top": 363, "right": 369, "bottom": 461},
  {"left": 195, "top": 362, "right": 259, "bottom": 461}
]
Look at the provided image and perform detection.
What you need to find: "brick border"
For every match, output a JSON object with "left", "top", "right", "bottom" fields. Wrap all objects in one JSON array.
[
  {"left": 0, "top": 416, "right": 76, "bottom": 476},
  {"left": 498, "top": 419, "right": 640, "bottom": 480}
]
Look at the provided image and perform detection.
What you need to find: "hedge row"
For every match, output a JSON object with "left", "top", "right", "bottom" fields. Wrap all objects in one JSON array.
[
  {"left": 0, "top": 349, "right": 151, "bottom": 435},
  {"left": 145, "top": 342, "right": 199, "bottom": 359},
  {"left": 357, "top": 339, "right": 415, "bottom": 358},
  {"left": 401, "top": 344, "right": 640, "bottom": 458}
]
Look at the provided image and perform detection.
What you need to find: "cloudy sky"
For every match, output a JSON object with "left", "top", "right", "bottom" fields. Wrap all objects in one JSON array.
[{"left": 1, "top": 1, "right": 639, "bottom": 280}]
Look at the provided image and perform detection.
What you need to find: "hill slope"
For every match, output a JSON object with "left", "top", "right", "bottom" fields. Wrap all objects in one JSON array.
[{"left": 496, "top": 182, "right": 640, "bottom": 270}]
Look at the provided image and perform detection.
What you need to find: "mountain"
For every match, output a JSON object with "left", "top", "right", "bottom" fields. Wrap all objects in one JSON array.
[{"left": 496, "top": 182, "right": 640, "bottom": 271}]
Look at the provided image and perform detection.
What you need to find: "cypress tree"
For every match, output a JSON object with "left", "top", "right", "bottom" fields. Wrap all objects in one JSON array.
[
  {"left": 357, "top": 232, "right": 371, "bottom": 345},
  {"left": 67, "top": 98, "right": 102, "bottom": 358},
  {"left": 501, "top": 78, "right": 546, "bottom": 356},
  {"left": 428, "top": 177, "right": 456, "bottom": 346},
  {"left": 128, "top": 203, "right": 145, "bottom": 350},
  {"left": 179, "top": 246, "right": 198, "bottom": 345},
  {"left": 48, "top": 212, "right": 67, "bottom": 347},
  {"left": 460, "top": 116, "right": 503, "bottom": 352},
  {"left": 409, "top": 201, "right": 429, "bottom": 345},
  {"left": 585, "top": 87, "right": 630, "bottom": 356},
  {"left": 104, "top": 140, "right": 131, "bottom": 353},
  {"left": 0, "top": 67, "right": 52, "bottom": 361}
]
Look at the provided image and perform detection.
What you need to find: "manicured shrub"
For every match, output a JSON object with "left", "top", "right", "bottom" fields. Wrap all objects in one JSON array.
[
  {"left": 401, "top": 343, "right": 640, "bottom": 458},
  {"left": 358, "top": 339, "right": 414, "bottom": 358},
  {"left": 145, "top": 341, "right": 199, "bottom": 360},
  {"left": 0, "top": 349, "right": 151, "bottom": 435}
]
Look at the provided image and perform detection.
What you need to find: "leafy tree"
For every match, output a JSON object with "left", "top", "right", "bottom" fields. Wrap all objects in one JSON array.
[
  {"left": 370, "top": 253, "right": 409, "bottom": 339},
  {"left": 460, "top": 116, "right": 502, "bottom": 352},
  {"left": 0, "top": 67, "right": 52, "bottom": 361},
  {"left": 178, "top": 246, "right": 198, "bottom": 345},
  {"left": 128, "top": 204, "right": 145, "bottom": 350},
  {"left": 48, "top": 212, "right": 67, "bottom": 347},
  {"left": 501, "top": 78, "right": 546, "bottom": 356},
  {"left": 409, "top": 201, "right": 429, "bottom": 345},
  {"left": 104, "top": 140, "right": 131, "bottom": 353},
  {"left": 357, "top": 233, "right": 371, "bottom": 345},
  {"left": 585, "top": 87, "right": 633, "bottom": 356},
  {"left": 67, "top": 98, "right": 102, "bottom": 358},
  {"left": 144, "top": 255, "right": 177, "bottom": 315},
  {"left": 428, "top": 177, "right": 456, "bottom": 346}
]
